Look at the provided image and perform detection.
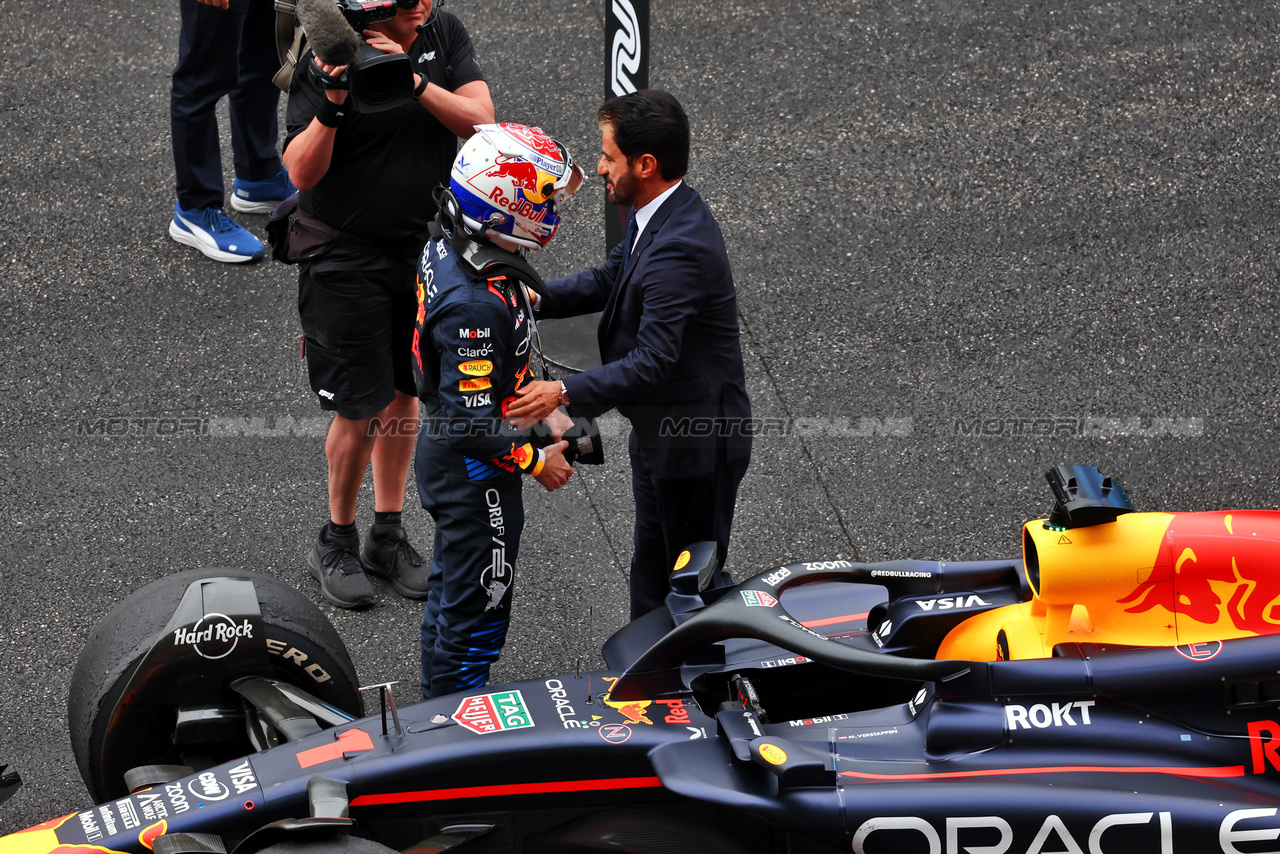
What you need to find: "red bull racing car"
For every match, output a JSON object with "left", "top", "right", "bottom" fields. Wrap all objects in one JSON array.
[{"left": 5, "top": 465, "right": 1280, "bottom": 854}]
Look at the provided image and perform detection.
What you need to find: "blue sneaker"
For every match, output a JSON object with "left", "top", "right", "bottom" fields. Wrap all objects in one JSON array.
[
  {"left": 230, "top": 168, "right": 295, "bottom": 215},
  {"left": 169, "top": 203, "right": 265, "bottom": 263}
]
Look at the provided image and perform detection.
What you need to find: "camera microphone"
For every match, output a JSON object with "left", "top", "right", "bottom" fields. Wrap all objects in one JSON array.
[{"left": 296, "top": 0, "right": 360, "bottom": 67}]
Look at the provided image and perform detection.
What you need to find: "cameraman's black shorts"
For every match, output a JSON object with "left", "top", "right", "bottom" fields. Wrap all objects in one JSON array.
[{"left": 298, "top": 260, "right": 418, "bottom": 421}]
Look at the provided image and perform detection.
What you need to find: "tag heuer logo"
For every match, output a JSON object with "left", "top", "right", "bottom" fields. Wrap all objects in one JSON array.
[
  {"left": 452, "top": 690, "right": 534, "bottom": 734},
  {"left": 741, "top": 590, "right": 778, "bottom": 608}
]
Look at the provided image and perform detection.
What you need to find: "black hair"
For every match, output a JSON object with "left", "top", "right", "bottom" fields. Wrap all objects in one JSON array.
[{"left": 597, "top": 89, "right": 689, "bottom": 181}]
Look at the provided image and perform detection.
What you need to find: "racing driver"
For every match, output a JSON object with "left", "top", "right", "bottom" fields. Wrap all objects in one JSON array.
[{"left": 412, "top": 124, "right": 584, "bottom": 699}]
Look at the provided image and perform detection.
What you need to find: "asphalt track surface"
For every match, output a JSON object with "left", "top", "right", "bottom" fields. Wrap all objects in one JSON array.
[{"left": 3, "top": 0, "right": 1280, "bottom": 833}]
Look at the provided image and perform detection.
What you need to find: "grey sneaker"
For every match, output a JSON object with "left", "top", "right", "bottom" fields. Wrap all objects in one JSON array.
[
  {"left": 307, "top": 526, "right": 375, "bottom": 609},
  {"left": 361, "top": 526, "right": 429, "bottom": 599}
]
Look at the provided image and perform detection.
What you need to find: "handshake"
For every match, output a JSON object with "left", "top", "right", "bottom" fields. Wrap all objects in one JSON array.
[{"left": 535, "top": 414, "right": 605, "bottom": 466}]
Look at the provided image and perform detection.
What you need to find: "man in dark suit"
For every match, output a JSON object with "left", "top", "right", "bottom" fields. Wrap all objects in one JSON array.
[{"left": 506, "top": 90, "right": 752, "bottom": 619}]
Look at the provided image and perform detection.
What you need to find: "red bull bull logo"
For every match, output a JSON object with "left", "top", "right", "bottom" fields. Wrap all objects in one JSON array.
[
  {"left": 488, "top": 157, "right": 540, "bottom": 193},
  {"left": 601, "top": 676, "right": 654, "bottom": 725},
  {"left": 1118, "top": 511, "right": 1280, "bottom": 637},
  {"left": 971, "top": 510, "right": 1280, "bottom": 661}
]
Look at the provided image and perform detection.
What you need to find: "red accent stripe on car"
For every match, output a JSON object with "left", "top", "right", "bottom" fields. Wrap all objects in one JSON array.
[
  {"left": 840, "top": 764, "right": 1245, "bottom": 782},
  {"left": 350, "top": 776, "right": 664, "bottom": 807},
  {"left": 802, "top": 612, "right": 869, "bottom": 628}
]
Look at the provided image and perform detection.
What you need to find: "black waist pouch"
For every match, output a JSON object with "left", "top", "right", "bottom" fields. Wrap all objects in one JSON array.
[
  {"left": 267, "top": 192, "right": 346, "bottom": 265},
  {"left": 269, "top": 193, "right": 423, "bottom": 265}
]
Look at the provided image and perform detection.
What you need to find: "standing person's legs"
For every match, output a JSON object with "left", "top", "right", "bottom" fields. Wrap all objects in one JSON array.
[
  {"left": 360, "top": 265, "right": 428, "bottom": 598},
  {"left": 169, "top": 0, "right": 266, "bottom": 261},
  {"left": 325, "top": 412, "right": 377, "bottom": 527},
  {"left": 628, "top": 436, "right": 748, "bottom": 620},
  {"left": 299, "top": 261, "right": 418, "bottom": 608},
  {"left": 172, "top": 0, "right": 245, "bottom": 210},
  {"left": 628, "top": 435, "right": 669, "bottom": 620},
  {"left": 227, "top": 0, "right": 283, "bottom": 184},
  {"left": 416, "top": 435, "right": 523, "bottom": 699}
]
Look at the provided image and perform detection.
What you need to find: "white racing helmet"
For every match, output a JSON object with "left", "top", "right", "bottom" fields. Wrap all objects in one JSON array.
[{"left": 446, "top": 123, "right": 585, "bottom": 251}]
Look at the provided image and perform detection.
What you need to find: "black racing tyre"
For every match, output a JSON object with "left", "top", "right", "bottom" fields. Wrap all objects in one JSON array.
[
  {"left": 257, "top": 837, "right": 398, "bottom": 854},
  {"left": 69, "top": 568, "right": 363, "bottom": 802}
]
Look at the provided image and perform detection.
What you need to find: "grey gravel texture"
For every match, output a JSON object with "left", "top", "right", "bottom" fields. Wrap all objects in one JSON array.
[{"left": 2, "top": 0, "right": 1280, "bottom": 832}]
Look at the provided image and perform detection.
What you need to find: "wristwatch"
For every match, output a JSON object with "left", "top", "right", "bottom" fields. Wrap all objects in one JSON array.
[{"left": 558, "top": 380, "right": 570, "bottom": 406}]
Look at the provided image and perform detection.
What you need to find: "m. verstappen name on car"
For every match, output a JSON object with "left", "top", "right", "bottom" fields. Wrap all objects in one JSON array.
[{"left": 834, "top": 727, "right": 899, "bottom": 741}]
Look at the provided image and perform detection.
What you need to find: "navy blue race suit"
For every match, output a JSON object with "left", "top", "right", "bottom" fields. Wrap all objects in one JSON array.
[{"left": 412, "top": 231, "right": 547, "bottom": 699}]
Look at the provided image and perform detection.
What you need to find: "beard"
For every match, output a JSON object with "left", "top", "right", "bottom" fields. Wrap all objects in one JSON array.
[{"left": 605, "top": 166, "right": 639, "bottom": 207}]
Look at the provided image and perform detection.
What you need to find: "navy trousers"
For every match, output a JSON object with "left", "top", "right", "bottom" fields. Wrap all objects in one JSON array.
[
  {"left": 171, "top": 0, "right": 282, "bottom": 210},
  {"left": 415, "top": 433, "right": 524, "bottom": 700},
  {"left": 628, "top": 430, "right": 748, "bottom": 619}
]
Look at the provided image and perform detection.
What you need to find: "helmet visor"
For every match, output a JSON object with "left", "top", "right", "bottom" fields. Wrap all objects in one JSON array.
[{"left": 548, "top": 141, "right": 586, "bottom": 212}]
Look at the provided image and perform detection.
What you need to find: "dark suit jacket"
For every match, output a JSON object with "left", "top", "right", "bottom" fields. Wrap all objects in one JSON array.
[{"left": 540, "top": 183, "right": 751, "bottom": 478}]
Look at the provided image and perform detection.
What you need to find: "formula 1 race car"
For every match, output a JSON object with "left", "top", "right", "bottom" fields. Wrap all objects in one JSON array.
[{"left": 4, "top": 465, "right": 1280, "bottom": 854}]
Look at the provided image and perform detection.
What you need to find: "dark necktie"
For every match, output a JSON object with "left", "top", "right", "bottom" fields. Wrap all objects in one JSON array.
[{"left": 620, "top": 210, "right": 637, "bottom": 271}]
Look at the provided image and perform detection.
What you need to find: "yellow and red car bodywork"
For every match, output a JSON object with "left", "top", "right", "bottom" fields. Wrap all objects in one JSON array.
[{"left": 938, "top": 510, "right": 1280, "bottom": 660}]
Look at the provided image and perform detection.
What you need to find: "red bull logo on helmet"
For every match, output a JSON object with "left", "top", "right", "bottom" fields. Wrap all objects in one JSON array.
[{"left": 488, "top": 157, "right": 541, "bottom": 193}]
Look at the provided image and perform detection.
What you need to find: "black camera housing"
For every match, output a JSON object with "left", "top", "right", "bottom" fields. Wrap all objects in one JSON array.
[
  {"left": 306, "top": 0, "right": 414, "bottom": 114},
  {"left": 344, "top": 42, "right": 413, "bottom": 113},
  {"left": 335, "top": 0, "right": 398, "bottom": 30}
]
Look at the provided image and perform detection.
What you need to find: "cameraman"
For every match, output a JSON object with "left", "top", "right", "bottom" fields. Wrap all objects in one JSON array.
[{"left": 283, "top": 0, "right": 493, "bottom": 609}]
